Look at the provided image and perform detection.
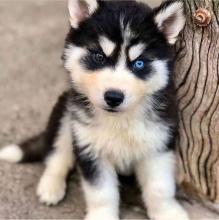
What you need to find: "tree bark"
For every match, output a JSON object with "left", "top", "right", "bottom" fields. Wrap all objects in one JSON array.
[{"left": 175, "top": 0, "right": 219, "bottom": 203}]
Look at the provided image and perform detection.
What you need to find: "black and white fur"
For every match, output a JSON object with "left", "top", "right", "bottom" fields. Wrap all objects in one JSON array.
[{"left": 0, "top": 1, "right": 189, "bottom": 220}]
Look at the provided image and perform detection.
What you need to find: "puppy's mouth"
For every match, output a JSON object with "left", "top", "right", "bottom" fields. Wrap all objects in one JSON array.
[{"left": 103, "top": 108, "right": 120, "bottom": 113}]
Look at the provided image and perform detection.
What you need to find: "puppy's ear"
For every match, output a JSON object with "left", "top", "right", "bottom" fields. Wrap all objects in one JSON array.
[
  {"left": 68, "top": 0, "right": 99, "bottom": 28},
  {"left": 153, "top": 0, "right": 186, "bottom": 44}
]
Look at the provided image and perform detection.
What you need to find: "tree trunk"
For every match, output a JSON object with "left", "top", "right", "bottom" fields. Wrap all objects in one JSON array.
[{"left": 175, "top": 0, "right": 219, "bottom": 204}]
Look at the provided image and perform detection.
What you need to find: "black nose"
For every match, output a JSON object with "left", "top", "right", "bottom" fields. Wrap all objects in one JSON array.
[{"left": 104, "top": 90, "right": 124, "bottom": 108}]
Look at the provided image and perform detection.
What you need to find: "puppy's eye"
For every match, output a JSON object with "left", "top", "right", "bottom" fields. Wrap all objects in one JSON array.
[
  {"left": 93, "top": 53, "right": 106, "bottom": 64},
  {"left": 133, "top": 60, "right": 145, "bottom": 71}
]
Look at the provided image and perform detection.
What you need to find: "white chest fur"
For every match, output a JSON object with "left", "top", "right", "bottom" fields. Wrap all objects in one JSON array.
[{"left": 73, "top": 110, "right": 170, "bottom": 172}]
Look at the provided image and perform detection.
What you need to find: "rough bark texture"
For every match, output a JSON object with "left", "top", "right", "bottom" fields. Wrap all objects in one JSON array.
[{"left": 175, "top": 0, "right": 219, "bottom": 203}]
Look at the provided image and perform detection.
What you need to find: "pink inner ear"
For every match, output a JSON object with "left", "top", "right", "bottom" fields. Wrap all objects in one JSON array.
[
  {"left": 76, "top": 10, "right": 89, "bottom": 23},
  {"left": 161, "top": 14, "right": 177, "bottom": 35},
  {"left": 77, "top": 1, "right": 89, "bottom": 22},
  {"left": 70, "top": 0, "right": 90, "bottom": 27}
]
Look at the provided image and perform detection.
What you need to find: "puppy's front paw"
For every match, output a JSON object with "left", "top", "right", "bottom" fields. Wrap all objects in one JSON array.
[
  {"left": 85, "top": 209, "right": 119, "bottom": 220},
  {"left": 149, "top": 200, "right": 189, "bottom": 220},
  {"left": 37, "top": 174, "right": 66, "bottom": 206}
]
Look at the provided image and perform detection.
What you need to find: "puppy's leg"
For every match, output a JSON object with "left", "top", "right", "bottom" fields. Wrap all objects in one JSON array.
[
  {"left": 77, "top": 151, "right": 119, "bottom": 220},
  {"left": 37, "top": 114, "right": 75, "bottom": 205},
  {"left": 135, "top": 152, "right": 189, "bottom": 220}
]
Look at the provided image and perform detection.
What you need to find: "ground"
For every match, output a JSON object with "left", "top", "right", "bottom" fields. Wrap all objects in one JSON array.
[{"left": 0, "top": 0, "right": 219, "bottom": 219}]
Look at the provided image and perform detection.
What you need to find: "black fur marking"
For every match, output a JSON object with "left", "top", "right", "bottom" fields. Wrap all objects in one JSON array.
[
  {"left": 19, "top": 132, "right": 47, "bottom": 162},
  {"left": 152, "top": 84, "right": 177, "bottom": 123},
  {"left": 18, "top": 92, "right": 70, "bottom": 162},
  {"left": 81, "top": 46, "right": 121, "bottom": 71},
  {"left": 74, "top": 141, "right": 100, "bottom": 184},
  {"left": 166, "top": 131, "right": 178, "bottom": 151},
  {"left": 45, "top": 89, "right": 92, "bottom": 156},
  {"left": 19, "top": 89, "right": 93, "bottom": 163},
  {"left": 69, "top": 88, "right": 94, "bottom": 118},
  {"left": 45, "top": 91, "right": 69, "bottom": 150},
  {"left": 151, "top": 73, "right": 178, "bottom": 151},
  {"left": 64, "top": 1, "right": 175, "bottom": 80}
]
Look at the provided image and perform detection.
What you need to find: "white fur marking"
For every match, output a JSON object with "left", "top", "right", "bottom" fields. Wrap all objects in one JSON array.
[
  {"left": 99, "top": 36, "right": 116, "bottom": 57},
  {"left": 37, "top": 113, "right": 74, "bottom": 205},
  {"left": 128, "top": 43, "right": 145, "bottom": 61},
  {"left": 37, "top": 173, "right": 66, "bottom": 206},
  {"left": 83, "top": 162, "right": 119, "bottom": 220},
  {"left": 64, "top": 45, "right": 87, "bottom": 73},
  {"left": 0, "top": 144, "right": 23, "bottom": 163},
  {"left": 73, "top": 107, "right": 170, "bottom": 173},
  {"left": 146, "top": 60, "right": 169, "bottom": 93},
  {"left": 85, "top": 0, "right": 98, "bottom": 15},
  {"left": 136, "top": 152, "right": 189, "bottom": 220}
]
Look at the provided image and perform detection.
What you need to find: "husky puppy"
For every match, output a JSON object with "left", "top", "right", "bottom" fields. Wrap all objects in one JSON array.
[{"left": 0, "top": 0, "right": 189, "bottom": 219}]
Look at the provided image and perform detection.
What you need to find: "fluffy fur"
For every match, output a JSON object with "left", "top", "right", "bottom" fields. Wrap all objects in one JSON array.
[{"left": 0, "top": 1, "right": 188, "bottom": 220}]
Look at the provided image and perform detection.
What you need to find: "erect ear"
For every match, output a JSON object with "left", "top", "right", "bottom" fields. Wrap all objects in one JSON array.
[
  {"left": 153, "top": 0, "right": 186, "bottom": 44},
  {"left": 68, "top": 0, "right": 99, "bottom": 29}
]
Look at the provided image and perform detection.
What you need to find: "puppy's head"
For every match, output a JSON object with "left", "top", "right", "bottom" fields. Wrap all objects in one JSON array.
[{"left": 64, "top": 0, "right": 185, "bottom": 113}]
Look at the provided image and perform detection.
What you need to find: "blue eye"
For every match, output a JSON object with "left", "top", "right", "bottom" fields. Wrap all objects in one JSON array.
[{"left": 133, "top": 60, "right": 145, "bottom": 71}]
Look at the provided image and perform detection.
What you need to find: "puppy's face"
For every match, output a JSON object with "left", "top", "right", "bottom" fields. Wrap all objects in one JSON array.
[{"left": 64, "top": 0, "right": 185, "bottom": 113}]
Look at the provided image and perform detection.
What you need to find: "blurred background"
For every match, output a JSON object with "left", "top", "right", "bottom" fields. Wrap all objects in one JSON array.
[
  {"left": 0, "top": 0, "right": 218, "bottom": 219},
  {"left": 0, "top": 0, "right": 68, "bottom": 145}
]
